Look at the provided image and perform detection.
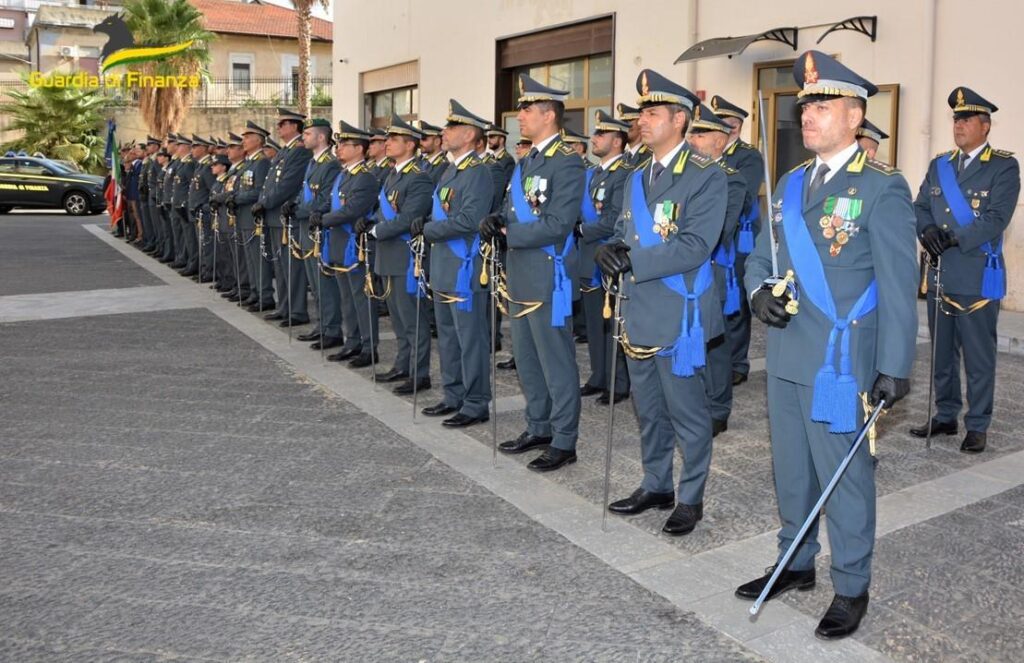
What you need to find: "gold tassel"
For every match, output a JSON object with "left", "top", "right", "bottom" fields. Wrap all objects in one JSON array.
[
  {"left": 602, "top": 289, "right": 612, "bottom": 319},
  {"left": 480, "top": 266, "right": 489, "bottom": 286}
]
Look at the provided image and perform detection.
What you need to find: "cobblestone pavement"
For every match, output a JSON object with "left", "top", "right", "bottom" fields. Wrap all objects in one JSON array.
[{"left": 2, "top": 215, "right": 1023, "bottom": 662}]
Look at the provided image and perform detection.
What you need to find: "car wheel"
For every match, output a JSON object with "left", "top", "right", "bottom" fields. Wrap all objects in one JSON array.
[
  {"left": 0, "top": 205, "right": 12, "bottom": 214},
  {"left": 63, "top": 191, "right": 89, "bottom": 215}
]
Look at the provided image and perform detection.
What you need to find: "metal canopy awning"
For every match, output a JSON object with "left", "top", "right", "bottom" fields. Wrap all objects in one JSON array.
[
  {"left": 674, "top": 27, "right": 798, "bottom": 64},
  {"left": 674, "top": 16, "right": 877, "bottom": 64}
]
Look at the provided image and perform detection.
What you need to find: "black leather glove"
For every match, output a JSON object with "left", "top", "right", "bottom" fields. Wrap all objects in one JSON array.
[
  {"left": 409, "top": 215, "right": 427, "bottom": 237},
  {"left": 943, "top": 227, "right": 959, "bottom": 248},
  {"left": 281, "top": 200, "right": 298, "bottom": 217},
  {"left": 226, "top": 197, "right": 237, "bottom": 212},
  {"left": 751, "top": 286, "right": 792, "bottom": 328},
  {"left": 251, "top": 201, "right": 265, "bottom": 216},
  {"left": 479, "top": 213, "right": 506, "bottom": 241},
  {"left": 309, "top": 211, "right": 323, "bottom": 229},
  {"left": 869, "top": 373, "right": 910, "bottom": 407},
  {"left": 354, "top": 217, "right": 374, "bottom": 235},
  {"left": 210, "top": 200, "right": 220, "bottom": 212},
  {"left": 919, "top": 224, "right": 947, "bottom": 258},
  {"left": 595, "top": 241, "right": 631, "bottom": 277}
]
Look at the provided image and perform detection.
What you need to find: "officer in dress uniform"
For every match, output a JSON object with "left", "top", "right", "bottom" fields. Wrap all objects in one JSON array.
[
  {"left": 415, "top": 120, "right": 449, "bottom": 185},
  {"left": 856, "top": 119, "right": 888, "bottom": 160},
  {"left": 911, "top": 87, "right": 1020, "bottom": 453},
  {"left": 160, "top": 135, "right": 183, "bottom": 264},
  {"left": 230, "top": 122, "right": 273, "bottom": 310},
  {"left": 170, "top": 135, "right": 195, "bottom": 270},
  {"left": 140, "top": 136, "right": 161, "bottom": 254},
  {"left": 513, "top": 137, "right": 532, "bottom": 161},
  {"left": 366, "top": 129, "right": 393, "bottom": 187},
  {"left": 291, "top": 118, "right": 343, "bottom": 350},
  {"left": 263, "top": 138, "right": 280, "bottom": 161},
  {"left": 210, "top": 136, "right": 244, "bottom": 296},
  {"left": 317, "top": 121, "right": 381, "bottom": 368},
  {"left": 255, "top": 108, "right": 313, "bottom": 327},
  {"left": 154, "top": 147, "right": 172, "bottom": 262},
  {"left": 411, "top": 100, "right": 494, "bottom": 427},
  {"left": 562, "top": 127, "right": 594, "bottom": 166},
  {"left": 480, "top": 74, "right": 585, "bottom": 472},
  {"left": 617, "top": 103, "right": 650, "bottom": 169},
  {"left": 687, "top": 104, "right": 748, "bottom": 437},
  {"left": 354, "top": 115, "right": 434, "bottom": 395},
  {"left": 596, "top": 70, "right": 726, "bottom": 535},
  {"left": 711, "top": 94, "right": 766, "bottom": 386},
  {"left": 736, "top": 51, "right": 918, "bottom": 640},
  {"left": 206, "top": 154, "right": 231, "bottom": 287},
  {"left": 486, "top": 124, "right": 516, "bottom": 188},
  {"left": 578, "top": 110, "right": 631, "bottom": 405},
  {"left": 188, "top": 135, "right": 216, "bottom": 282}
]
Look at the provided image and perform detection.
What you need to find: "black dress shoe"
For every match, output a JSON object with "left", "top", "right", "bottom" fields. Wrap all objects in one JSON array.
[
  {"left": 375, "top": 368, "right": 409, "bottom": 383},
  {"left": 221, "top": 290, "right": 238, "bottom": 299},
  {"left": 393, "top": 377, "right": 431, "bottom": 395},
  {"left": 597, "top": 391, "right": 629, "bottom": 405},
  {"left": 580, "top": 383, "right": 603, "bottom": 397},
  {"left": 909, "top": 418, "right": 958, "bottom": 438},
  {"left": 608, "top": 488, "right": 675, "bottom": 515},
  {"left": 498, "top": 431, "right": 552, "bottom": 455},
  {"left": 180, "top": 269, "right": 198, "bottom": 277},
  {"left": 297, "top": 330, "right": 321, "bottom": 342},
  {"left": 732, "top": 371, "right": 748, "bottom": 386},
  {"left": 528, "top": 447, "right": 577, "bottom": 472},
  {"left": 815, "top": 593, "right": 868, "bottom": 640},
  {"left": 327, "top": 347, "right": 362, "bottom": 362},
  {"left": 278, "top": 317, "right": 310, "bottom": 327},
  {"left": 496, "top": 357, "right": 516, "bottom": 370},
  {"left": 311, "top": 336, "right": 344, "bottom": 351},
  {"left": 422, "top": 402, "right": 458, "bottom": 417},
  {"left": 960, "top": 430, "right": 987, "bottom": 454},
  {"left": 170, "top": 261, "right": 186, "bottom": 269},
  {"left": 712, "top": 418, "right": 728, "bottom": 437},
  {"left": 443, "top": 412, "right": 489, "bottom": 428},
  {"left": 662, "top": 502, "right": 703, "bottom": 536},
  {"left": 243, "top": 302, "right": 263, "bottom": 312},
  {"left": 735, "top": 566, "right": 816, "bottom": 601},
  {"left": 349, "top": 352, "right": 379, "bottom": 368},
  {"left": 264, "top": 312, "right": 284, "bottom": 321},
  {"left": 158, "top": 256, "right": 174, "bottom": 264}
]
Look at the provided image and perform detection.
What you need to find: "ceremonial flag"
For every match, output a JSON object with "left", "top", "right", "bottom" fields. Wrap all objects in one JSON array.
[{"left": 104, "top": 119, "right": 123, "bottom": 229}]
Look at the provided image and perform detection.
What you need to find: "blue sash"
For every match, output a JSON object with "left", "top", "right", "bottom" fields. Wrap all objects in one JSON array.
[
  {"left": 629, "top": 169, "right": 714, "bottom": 377},
  {"left": 510, "top": 162, "right": 574, "bottom": 326},
  {"left": 737, "top": 203, "right": 759, "bottom": 254},
  {"left": 322, "top": 170, "right": 360, "bottom": 268},
  {"left": 712, "top": 240, "right": 741, "bottom": 315},
  {"left": 432, "top": 188, "right": 480, "bottom": 312},
  {"left": 580, "top": 168, "right": 604, "bottom": 287},
  {"left": 936, "top": 156, "right": 1005, "bottom": 299},
  {"left": 782, "top": 167, "right": 878, "bottom": 434},
  {"left": 301, "top": 161, "right": 314, "bottom": 204},
  {"left": 378, "top": 185, "right": 419, "bottom": 297}
]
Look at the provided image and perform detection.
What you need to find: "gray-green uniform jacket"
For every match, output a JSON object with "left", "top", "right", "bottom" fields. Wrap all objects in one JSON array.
[
  {"left": 171, "top": 155, "right": 194, "bottom": 210},
  {"left": 232, "top": 152, "right": 270, "bottom": 231},
  {"left": 578, "top": 155, "right": 629, "bottom": 286},
  {"left": 258, "top": 136, "right": 312, "bottom": 228},
  {"left": 373, "top": 160, "right": 433, "bottom": 277},
  {"left": 294, "top": 150, "right": 342, "bottom": 253}
]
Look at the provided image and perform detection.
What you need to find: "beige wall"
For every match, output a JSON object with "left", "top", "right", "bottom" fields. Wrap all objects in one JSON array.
[
  {"left": 112, "top": 105, "right": 332, "bottom": 143},
  {"left": 333, "top": 0, "right": 1024, "bottom": 310}
]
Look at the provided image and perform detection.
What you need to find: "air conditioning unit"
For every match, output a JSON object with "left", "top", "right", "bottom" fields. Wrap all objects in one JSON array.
[{"left": 58, "top": 46, "right": 75, "bottom": 57}]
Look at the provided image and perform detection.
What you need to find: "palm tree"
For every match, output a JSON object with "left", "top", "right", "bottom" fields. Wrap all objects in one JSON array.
[
  {"left": 293, "top": 0, "right": 329, "bottom": 118},
  {"left": 120, "top": 0, "right": 214, "bottom": 136},
  {"left": 0, "top": 82, "right": 108, "bottom": 173}
]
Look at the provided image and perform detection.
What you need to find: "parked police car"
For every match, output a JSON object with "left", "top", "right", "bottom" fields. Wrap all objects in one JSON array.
[{"left": 0, "top": 155, "right": 107, "bottom": 215}]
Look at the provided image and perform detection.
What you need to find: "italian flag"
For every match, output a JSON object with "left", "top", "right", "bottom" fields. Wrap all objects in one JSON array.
[{"left": 104, "top": 119, "right": 123, "bottom": 229}]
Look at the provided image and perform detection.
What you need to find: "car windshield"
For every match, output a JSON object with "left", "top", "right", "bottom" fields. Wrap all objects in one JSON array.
[{"left": 38, "top": 159, "right": 73, "bottom": 174}]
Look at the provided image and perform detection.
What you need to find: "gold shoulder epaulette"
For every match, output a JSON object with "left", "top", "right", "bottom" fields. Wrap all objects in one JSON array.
[
  {"left": 556, "top": 143, "right": 575, "bottom": 157},
  {"left": 350, "top": 163, "right": 366, "bottom": 175},
  {"left": 718, "top": 161, "right": 738, "bottom": 175},
  {"left": 458, "top": 154, "right": 481, "bottom": 170},
  {"left": 609, "top": 159, "right": 624, "bottom": 172},
  {"left": 738, "top": 140, "right": 757, "bottom": 151},
  {"left": 788, "top": 158, "right": 813, "bottom": 174},
  {"left": 402, "top": 161, "right": 419, "bottom": 174},
  {"left": 865, "top": 158, "right": 899, "bottom": 175},
  {"left": 993, "top": 148, "right": 1015, "bottom": 158}
]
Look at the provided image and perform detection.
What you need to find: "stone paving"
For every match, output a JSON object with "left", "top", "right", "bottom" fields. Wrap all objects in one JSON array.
[{"left": 2, "top": 215, "right": 1024, "bottom": 662}]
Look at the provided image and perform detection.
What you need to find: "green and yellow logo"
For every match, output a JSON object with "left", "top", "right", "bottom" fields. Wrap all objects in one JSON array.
[{"left": 93, "top": 13, "right": 194, "bottom": 74}]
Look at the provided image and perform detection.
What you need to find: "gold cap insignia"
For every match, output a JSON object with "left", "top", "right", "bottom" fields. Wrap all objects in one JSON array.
[
  {"left": 641, "top": 71, "right": 650, "bottom": 96},
  {"left": 518, "top": 77, "right": 525, "bottom": 97},
  {"left": 804, "top": 52, "right": 819, "bottom": 85},
  {"left": 957, "top": 88, "right": 966, "bottom": 107},
  {"left": 694, "top": 105, "right": 702, "bottom": 121},
  {"left": 711, "top": 97, "right": 719, "bottom": 110}
]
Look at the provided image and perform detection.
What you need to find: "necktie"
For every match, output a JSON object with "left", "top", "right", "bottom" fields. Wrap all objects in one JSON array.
[
  {"left": 807, "top": 163, "right": 830, "bottom": 198},
  {"left": 651, "top": 162, "right": 666, "bottom": 187},
  {"left": 958, "top": 152, "right": 968, "bottom": 174}
]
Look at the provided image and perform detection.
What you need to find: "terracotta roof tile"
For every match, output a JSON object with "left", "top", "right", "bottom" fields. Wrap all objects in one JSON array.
[{"left": 189, "top": 0, "right": 332, "bottom": 41}]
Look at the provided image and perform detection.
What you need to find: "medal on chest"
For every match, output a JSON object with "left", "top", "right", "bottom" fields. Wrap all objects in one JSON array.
[
  {"left": 388, "top": 189, "right": 400, "bottom": 212},
  {"left": 525, "top": 176, "right": 547, "bottom": 213},
  {"left": 652, "top": 200, "right": 679, "bottom": 241},
  {"left": 820, "top": 196, "right": 863, "bottom": 257},
  {"left": 594, "top": 186, "right": 606, "bottom": 211}
]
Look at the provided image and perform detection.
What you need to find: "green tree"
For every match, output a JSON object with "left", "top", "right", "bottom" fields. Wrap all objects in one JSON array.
[
  {"left": 120, "top": 0, "right": 214, "bottom": 136},
  {"left": 0, "top": 83, "right": 107, "bottom": 173}
]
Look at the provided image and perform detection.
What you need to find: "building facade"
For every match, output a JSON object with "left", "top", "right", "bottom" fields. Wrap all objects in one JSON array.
[{"left": 332, "top": 0, "right": 1024, "bottom": 310}]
